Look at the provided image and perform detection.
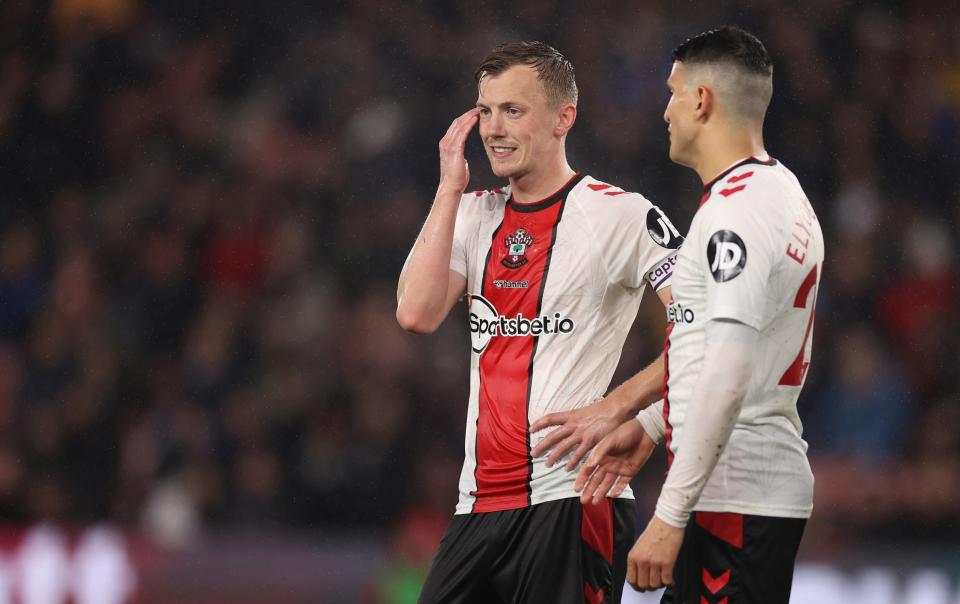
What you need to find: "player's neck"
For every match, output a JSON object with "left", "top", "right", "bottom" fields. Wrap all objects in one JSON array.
[
  {"left": 695, "top": 127, "right": 766, "bottom": 186},
  {"left": 509, "top": 160, "right": 577, "bottom": 204}
]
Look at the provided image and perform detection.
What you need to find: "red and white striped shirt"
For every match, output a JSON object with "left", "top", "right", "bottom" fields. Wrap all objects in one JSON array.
[{"left": 450, "top": 173, "right": 679, "bottom": 514}]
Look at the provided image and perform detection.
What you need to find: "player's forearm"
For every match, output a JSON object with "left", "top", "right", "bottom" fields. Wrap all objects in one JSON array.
[
  {"left": 603, "top": 353, "right": 665, "bottom": 421},
  {"left": 655, "top": 320, "right": 756, "bottom": 528},
  {"left": 396, "top": 186, "right": 462, "bottom": 330}
]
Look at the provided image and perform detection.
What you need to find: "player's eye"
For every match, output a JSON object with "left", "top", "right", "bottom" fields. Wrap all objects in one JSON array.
[
  {"left": 507, "top": 107, "right": 522, "bottom": 117},
  {"left": 478, "top": 107, "right": 490, "bottom": 117}
]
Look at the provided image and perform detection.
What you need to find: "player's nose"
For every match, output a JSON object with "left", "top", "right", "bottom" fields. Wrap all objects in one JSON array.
[{"left": 486, "top": 110, "right": 506, "bottom": 136}]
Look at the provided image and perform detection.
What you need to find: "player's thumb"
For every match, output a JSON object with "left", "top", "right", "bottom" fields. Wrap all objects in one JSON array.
[{"left": 592, "top": 435, "right": 614, "bottom": 459}]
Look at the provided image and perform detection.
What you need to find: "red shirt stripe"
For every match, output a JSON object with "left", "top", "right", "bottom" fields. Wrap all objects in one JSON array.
[{"left": 471, "top": 195, "right": 567, "bottom": 512}]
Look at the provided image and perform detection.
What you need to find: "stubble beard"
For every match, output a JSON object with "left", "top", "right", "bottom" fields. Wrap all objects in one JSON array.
[{"left": 488, "top": 154, "right": 525, "bottom": 180}]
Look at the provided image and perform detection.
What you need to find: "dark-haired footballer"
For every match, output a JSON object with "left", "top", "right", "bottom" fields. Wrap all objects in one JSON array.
[
  {"left": 575, "top": 26, "right": 824, "bottom": 604},
  {"left": 396, "top": 41, "right": 681, "bottom": 603}
]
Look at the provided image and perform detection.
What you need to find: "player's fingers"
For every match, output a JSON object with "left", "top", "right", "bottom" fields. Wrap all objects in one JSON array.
[
  {"left": 563, "top": 440, "right": 593, "bottom": 472},
  {"left": 590, "top": 433, "right": 616, "bottom": 460},
  {"left": 441, "top": 117, "right": 460, "bottom": 141},
  {"left": 441, "top": 111, "right": 470, "bottom": 143},
  {"left": 459, "top": 106, "right": 480, "bottom": 120},
  {"left": 662, "top": 561, "right": 675, "bottom": 587},
  {"left": 449, "top": 108, "right": 480, "bottom": 145},
  {"left": 530, "top": 412, "right": 568, "bottom": 433},
  {"left": 633, "top": 555, "right": 649, "bottom": 591},
  {"left": 649, "top": 562, "right": 662, "bottom": 591},
  {"left": 545, "top": 435, "right": 580, "bottom": 468},
  {"left": 592, "top": 472, "right": 618, "bottom": 505},
  {"left": 578, "top": 467, "right": 604, "bottom": 503},
  {"left": 610, "top": 474, "right": 629, "bottom": 497},
  {"left": 440, "top": 109, "right": 479, "bottom": 151},
  {"left": 626, "top": 556, "right": 638, "bottom": 591},
  {"left": 530, "top": 425, "right": 572, "bottom": 458},
  {"left": 574, "top": 455, "right": 599, "bottom": 493}
]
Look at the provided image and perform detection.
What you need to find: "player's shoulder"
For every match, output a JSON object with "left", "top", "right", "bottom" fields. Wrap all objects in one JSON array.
[
  {"left": 703, "top": 158, "right": 790, "bottom": 206},
  {"left": 460, "top": 186, "right": 510, "bottom": 213},
  {"left": 571, "top": 175, "right": 656, "bottom": 214}
]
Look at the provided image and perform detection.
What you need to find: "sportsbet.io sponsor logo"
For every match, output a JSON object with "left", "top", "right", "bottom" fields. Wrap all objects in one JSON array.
[
  {"left": 666, "top": 302, "right": 695, "bottom": 325},
  {"left": 468, "top": 294, "right": 575, "bottom": 354}
]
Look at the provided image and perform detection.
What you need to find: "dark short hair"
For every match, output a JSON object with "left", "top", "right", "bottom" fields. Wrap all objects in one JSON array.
[
  {"left": 672, "top": 26, "right": 773, "bottom": 77},
  {"left": 474, "top": 41, "right": 578, "bottom": 106}
]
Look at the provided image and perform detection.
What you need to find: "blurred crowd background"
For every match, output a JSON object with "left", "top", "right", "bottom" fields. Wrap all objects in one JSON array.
[{"left": 0, "top": 0, "right": 958, "bottom": 601}]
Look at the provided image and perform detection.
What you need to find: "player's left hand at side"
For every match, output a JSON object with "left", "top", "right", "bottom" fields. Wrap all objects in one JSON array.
[
  {"left": 530, "top": 398, "right": 623, "bottom": 471},
  {"left": 574, "top": 419, "right": 656, "bottom": 505},
  {"left": 627, "top": 515, "right": 684, "bottom": 592}
]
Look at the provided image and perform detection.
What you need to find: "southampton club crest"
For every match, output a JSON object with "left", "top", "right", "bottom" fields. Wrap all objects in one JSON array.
[{"left": 502, "top": 228, "right": 534, "bottom": 269}]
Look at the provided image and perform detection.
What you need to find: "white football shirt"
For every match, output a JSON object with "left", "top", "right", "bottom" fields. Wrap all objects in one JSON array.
[
  {"left": 664, "top": 157, "right": 823, "bottom": 519},
  {"left": 449, "top": 173, "right": 680, "bottom": 514}
]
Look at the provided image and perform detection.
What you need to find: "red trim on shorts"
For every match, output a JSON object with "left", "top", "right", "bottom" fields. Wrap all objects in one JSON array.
[
  {"left": 702, "top": 568, "right": 731, "bottom": 594},
  {"left": 580, "top": 499, "right": 614, "bottom": 565},
  {"left": 695, "top": 511, "right": 744, "bottom": 549},
  {"left": 584, "top": 583, "right": 606, "bottom": 604}
]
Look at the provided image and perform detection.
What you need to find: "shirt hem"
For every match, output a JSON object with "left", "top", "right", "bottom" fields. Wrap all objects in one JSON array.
[
  {"left": 454, "top": 487, "right": 635, "bottom": 515},
  {"left": 693, "top": 498, "right": 812, "bottom": 519}
]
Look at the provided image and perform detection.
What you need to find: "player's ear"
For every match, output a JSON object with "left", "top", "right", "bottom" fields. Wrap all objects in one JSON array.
[
  {"left": 695, "top": 85, "right": 713, "bottom": 123},
  {"left": 555, "top": 103, "right": 577, "bottom": 137}
]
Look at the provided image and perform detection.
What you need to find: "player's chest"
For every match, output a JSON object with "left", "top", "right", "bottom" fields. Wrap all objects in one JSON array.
[{"left": 472, "top": 204, "right": 600, "bottom": 308}]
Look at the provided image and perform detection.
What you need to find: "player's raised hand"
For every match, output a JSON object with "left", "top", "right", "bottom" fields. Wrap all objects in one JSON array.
[
  {"left": 530, "top": 398, "right": 627, "bottom": 471},
  {"left": 438, "top": 108, "right": 480, "bottom": 194},
  {"left": 574, "top": 419, "right": 656, "bottom": 505},
  {"left": 627, "top": 515, "right": 683, "bottom": 592}
]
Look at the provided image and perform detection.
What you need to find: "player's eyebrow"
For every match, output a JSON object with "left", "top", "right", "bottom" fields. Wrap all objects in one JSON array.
[{"left": 476, "top": 100, "right": 527, "bottom": 110}]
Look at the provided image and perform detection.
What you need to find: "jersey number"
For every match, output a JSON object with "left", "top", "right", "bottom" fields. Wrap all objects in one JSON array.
[{"left": 779, "top": 266, "right": 818, "bottom": 387}]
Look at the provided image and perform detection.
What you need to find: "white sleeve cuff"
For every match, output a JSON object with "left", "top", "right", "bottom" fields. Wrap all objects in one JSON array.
[{"left": 636, "top": 400, "right": 665, "bottom": 444}]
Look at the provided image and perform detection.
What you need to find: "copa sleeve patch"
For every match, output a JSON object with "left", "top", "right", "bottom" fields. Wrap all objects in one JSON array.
[{"left": 706, "top": 230, "right": 747, "bottom": 282}]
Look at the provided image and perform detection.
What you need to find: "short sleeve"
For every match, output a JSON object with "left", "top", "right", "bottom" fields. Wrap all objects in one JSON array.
[
  {"left": 449, "top": 193, "right": 474, "bottom": 278},
  {"left": 699, "top": 201, "right": 778, "bottom": 329},
  {"left": 600, "top": 195, "right": 683, "bottom": 290}
]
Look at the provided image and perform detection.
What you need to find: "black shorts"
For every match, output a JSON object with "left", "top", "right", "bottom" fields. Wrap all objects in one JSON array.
[
  {"left": 418, "top": 497, "right": 636, "bottom": 604},
  {"left": 660, "top": 511, "right": 806, "bottom": 604}
]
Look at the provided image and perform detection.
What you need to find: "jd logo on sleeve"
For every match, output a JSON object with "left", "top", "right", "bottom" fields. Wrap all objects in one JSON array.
[{"left": 707, "top": 230, "right": 747, "bottom": 282}]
